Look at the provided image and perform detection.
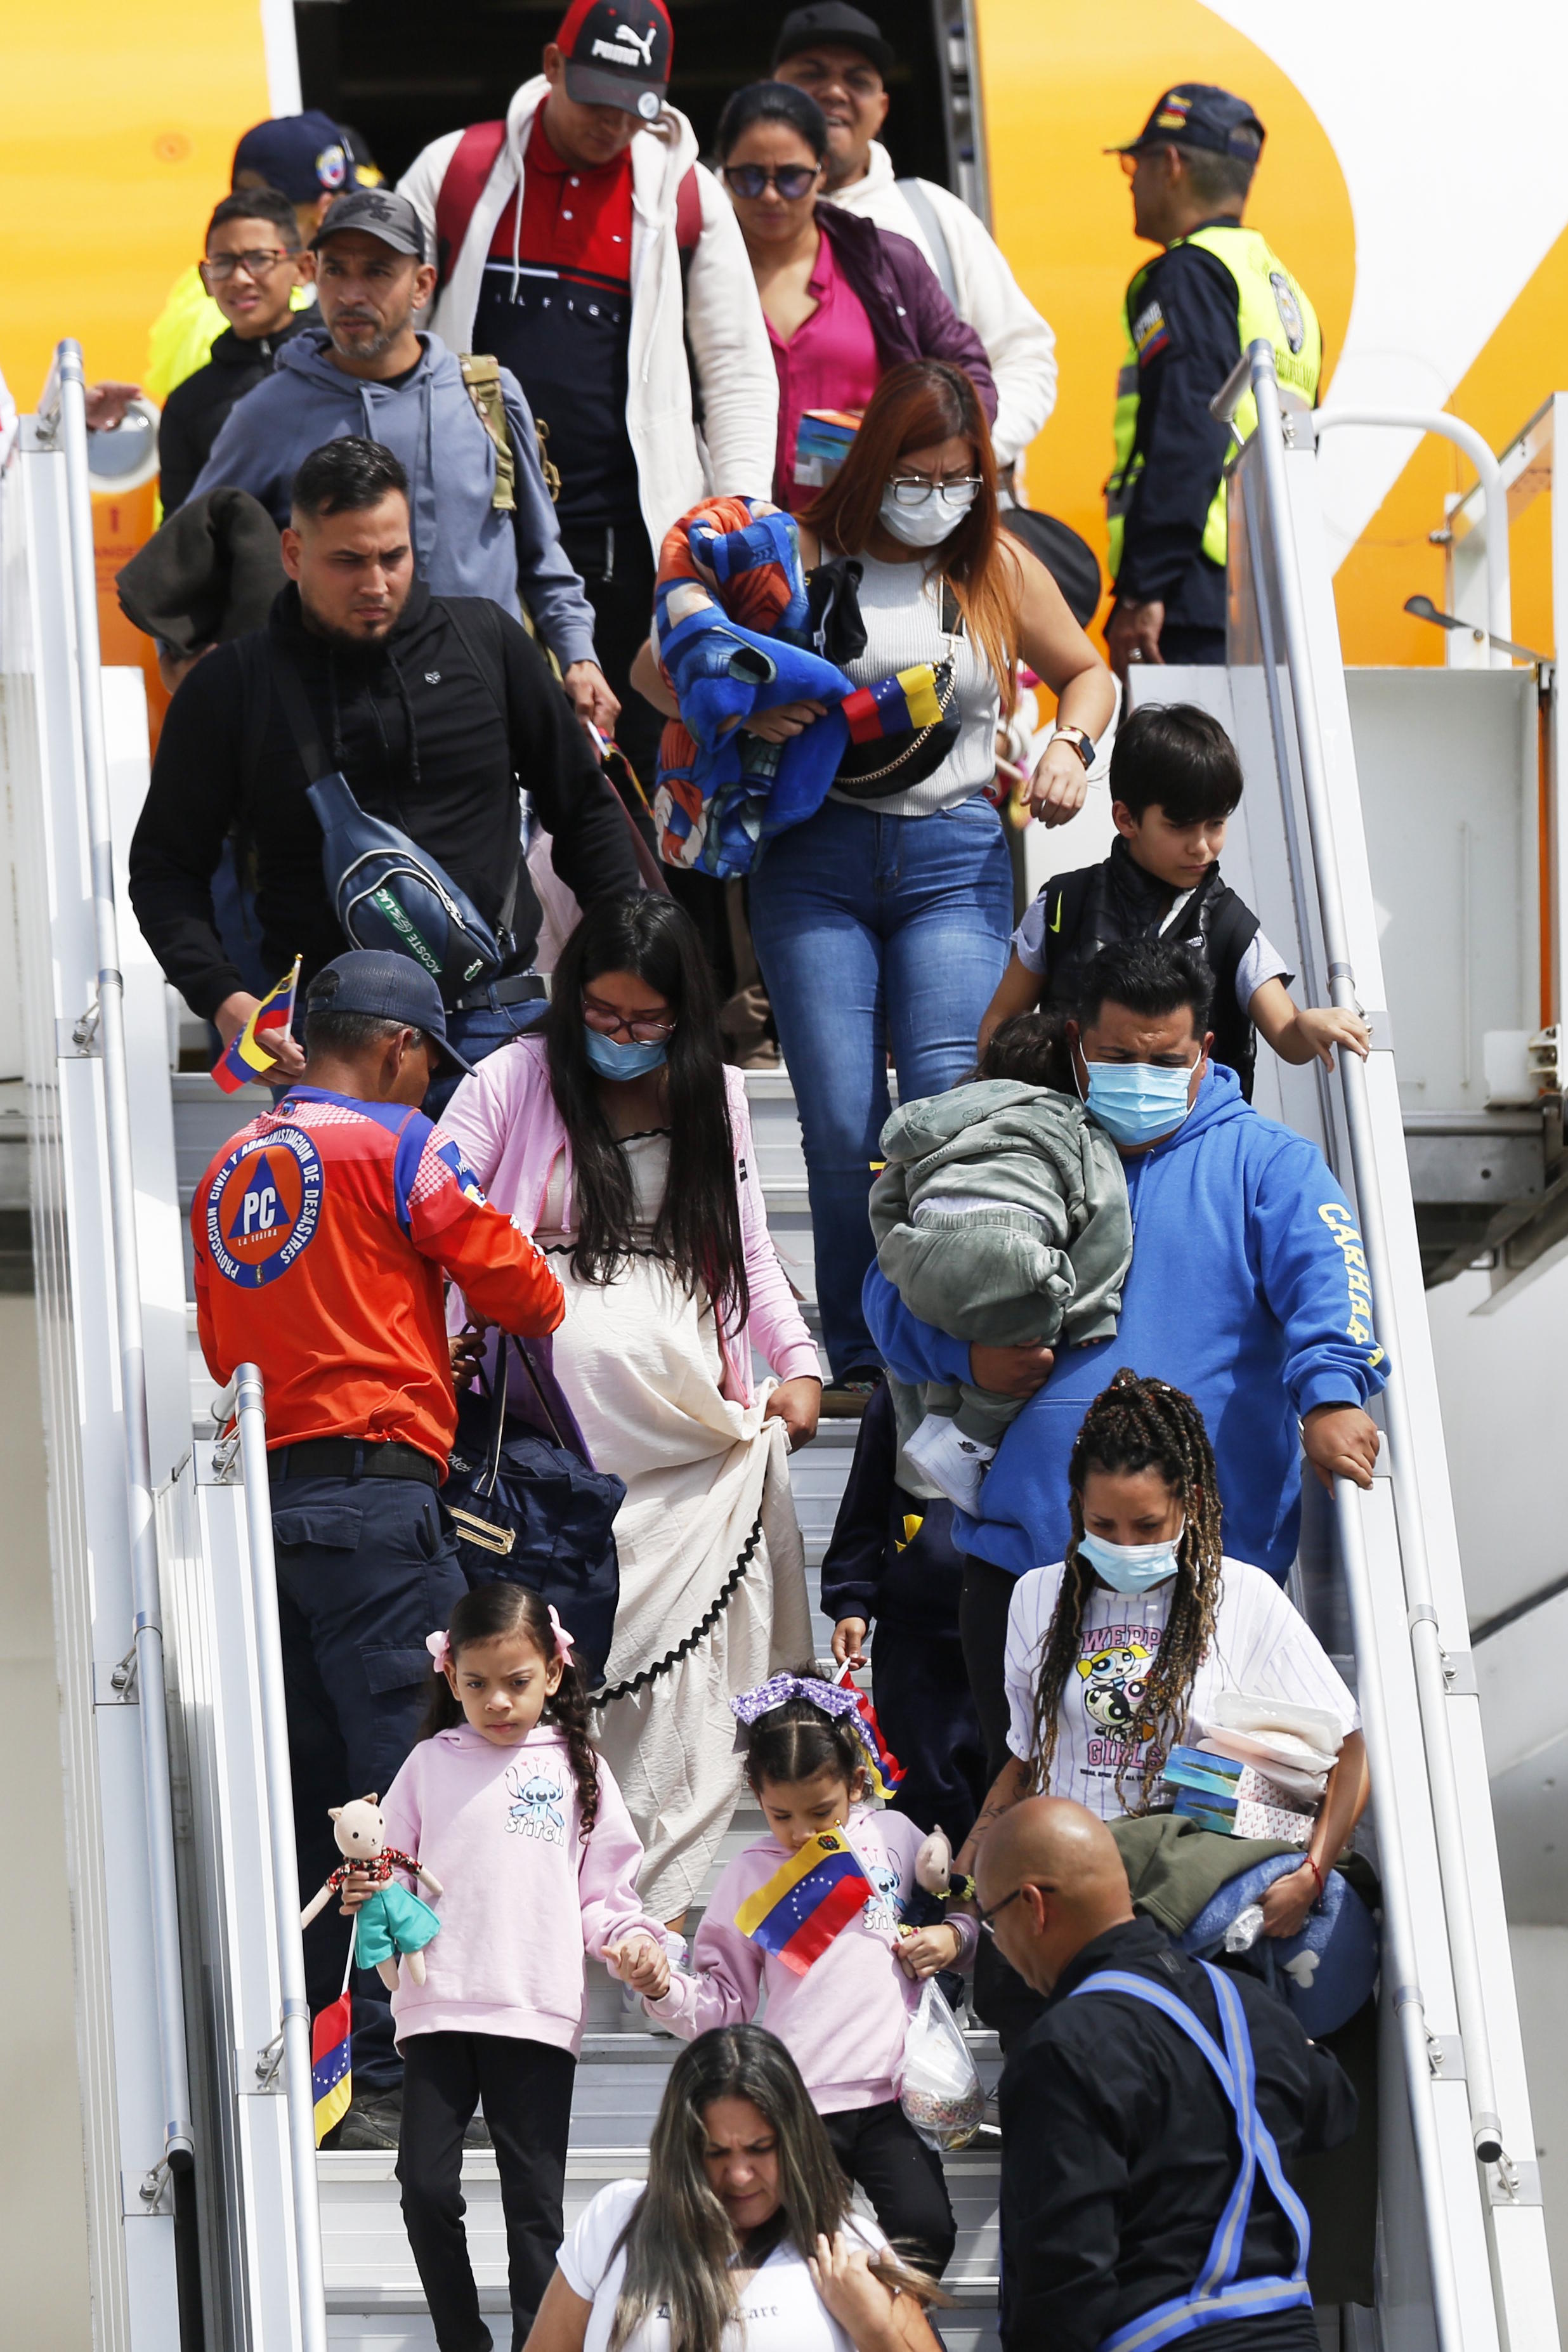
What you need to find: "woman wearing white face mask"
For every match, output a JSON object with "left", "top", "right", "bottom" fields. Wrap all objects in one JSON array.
[
  {"left": 952, "top": 1369, "right": 1368, "bottom": 1949},
  {"left": 742, "top": 358, "right": 1117, "bottom": 1395}
]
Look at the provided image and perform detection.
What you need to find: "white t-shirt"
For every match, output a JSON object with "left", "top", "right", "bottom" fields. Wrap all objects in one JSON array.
[
  {"left": 1003, "top": 1556, "right": 1359, "bottom": 1820},
  {"left": 559, "top": 2180, "right": 889, "bottom": 2352},
  {"left": 1011, "top": 887, "right": 1290, "bottom": 1012}
]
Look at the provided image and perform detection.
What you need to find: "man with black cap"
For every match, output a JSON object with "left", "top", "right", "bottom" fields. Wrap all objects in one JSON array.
[
  {"left": 399, "top": 0, "right": 776, "bottom": 787},
  {"left": 145, "top": 110, "right": 367, "bottom": 407},
  {"left": 771, "top": 4, "right": 1057, "bottom": 477},
  {"left": 189, "top": 185, "right": 614, "bottom": 725},
  {"left": 192, "top": 947, "right": 565, "bottom": 2146},
  {"left": 1104, "top": 85, "right": 1322, "bottom": 681}
]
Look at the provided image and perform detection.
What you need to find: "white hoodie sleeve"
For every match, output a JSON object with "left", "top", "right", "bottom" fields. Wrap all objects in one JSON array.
[
  {"left": 398, "top": 129, "right": 461, "bottom": 273},
  {"left": 913, "top": 180, "right": 1057, "bottom": 466},
  {"left": 681, "top": 164, "right": 779, "bottom": 502}
]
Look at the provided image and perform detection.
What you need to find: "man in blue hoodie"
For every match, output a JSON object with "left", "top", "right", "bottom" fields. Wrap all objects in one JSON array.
[
  {"left": 191, "top": 187, "right": 616, "bottom": 735},
  {"left": 863, "top": 936, "right": 1387, "bottom": 1787}
]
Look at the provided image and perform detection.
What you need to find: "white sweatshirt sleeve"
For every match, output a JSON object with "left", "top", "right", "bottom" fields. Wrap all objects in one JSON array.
[
  {"left": 681, "top": 165, "right": 780, "bottom": 500},
  {"left": 917, "top": 180, "right": 1058, "bottom": 466}
]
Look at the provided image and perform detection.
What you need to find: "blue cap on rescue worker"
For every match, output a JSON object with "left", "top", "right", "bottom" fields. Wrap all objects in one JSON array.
[
  {"left": 1107, "top": 84, "right": 1265, "bottom": 164},
  {"left": 306, "top": 951, "right": 476, "bottom": 1075}
]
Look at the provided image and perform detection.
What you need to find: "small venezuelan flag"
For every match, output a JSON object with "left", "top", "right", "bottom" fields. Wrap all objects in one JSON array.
[
  {"left": 212, "top": 956, "right": 301, "bottom": 1094},
  {"left": 734, "top": 1830, "right": 874, "bottom": 1976},
  {"left": 311, "top": 1985, "right": 353, "bottom": 2145},
  {"left": 841, "top": 665, "right": 943, "bottom": 745},
  {"left": 836, "top": 1663, "right": 905, "bottom": 1802}
]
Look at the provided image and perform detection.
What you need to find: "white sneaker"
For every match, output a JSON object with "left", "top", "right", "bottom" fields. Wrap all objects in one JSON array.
[{"left": 902, "top": 1414, "right": 996, "bottom": 1515}]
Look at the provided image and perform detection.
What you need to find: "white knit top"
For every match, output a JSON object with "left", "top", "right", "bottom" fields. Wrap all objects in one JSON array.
[{"left": 827, "top": 547, "right": 1001, "bottom": 818}]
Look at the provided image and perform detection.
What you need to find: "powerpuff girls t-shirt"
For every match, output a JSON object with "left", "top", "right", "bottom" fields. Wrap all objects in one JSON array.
[{"left": 1002, "top": 1556, "right": 1359, "bottom": 1819}]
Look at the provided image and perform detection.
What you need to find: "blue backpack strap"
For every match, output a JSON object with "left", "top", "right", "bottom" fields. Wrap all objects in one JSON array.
[{"left": 1069, "top": 1965, "right": 1312, "bottom": 2352}]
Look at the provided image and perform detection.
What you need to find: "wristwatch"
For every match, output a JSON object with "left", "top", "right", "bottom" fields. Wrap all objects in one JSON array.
[{"left": 1054, "top": 724, "right": 1096, "bottom": 769}]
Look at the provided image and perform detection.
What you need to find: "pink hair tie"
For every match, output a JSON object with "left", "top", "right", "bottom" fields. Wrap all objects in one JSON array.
[
  {"left": 547, "top": 1605, "right": 576, "bottom": 1666},
  {"left": 426, "top": 1629, "right": 453, "bottom": 1673}
]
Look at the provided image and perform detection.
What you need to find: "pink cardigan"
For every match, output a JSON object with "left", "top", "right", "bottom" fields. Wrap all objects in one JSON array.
[{"left": 441, "top": 1036, "right": 821, "bottom": 1406}]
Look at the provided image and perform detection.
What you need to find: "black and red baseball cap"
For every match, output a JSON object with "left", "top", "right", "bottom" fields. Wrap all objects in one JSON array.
[{"left": 556, "top": 0, "right": 672, "bottom": 120}]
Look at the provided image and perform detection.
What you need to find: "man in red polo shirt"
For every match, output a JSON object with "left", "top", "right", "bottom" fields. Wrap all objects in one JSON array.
[
  {"left": 193, "top": 949, "right": 563, "bottom": 2145},
  {"left": 400, "top": 0, "right": 776, "bottom": 791}
]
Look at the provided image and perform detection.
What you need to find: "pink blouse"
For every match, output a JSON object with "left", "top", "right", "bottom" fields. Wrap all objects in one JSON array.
[{"left": 768, "top": 229, "right": 882, "bottom": 514}]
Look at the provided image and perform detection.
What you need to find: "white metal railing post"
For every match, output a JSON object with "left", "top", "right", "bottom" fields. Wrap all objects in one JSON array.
[
  {"left": 235, "top": 1364, "right": 328, "bottom": 2352},
  {"left": 1312, "top": 405, "right": 1512, "bottom": 665},
  {"left": 1232, "top": 338, "right": 1508, "bottom": 2171},
  {"left": 46, "top": 337, "right": 195, "bottom": 2180}
]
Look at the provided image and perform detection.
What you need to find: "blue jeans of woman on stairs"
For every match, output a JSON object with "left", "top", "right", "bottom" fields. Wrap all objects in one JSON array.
[{"left": 749, "top": 793, "right": 1012, "bottom": 1380}]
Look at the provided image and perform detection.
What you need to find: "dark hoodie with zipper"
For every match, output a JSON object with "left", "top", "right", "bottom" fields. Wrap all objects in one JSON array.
[
  {"left": 127, "top": 577, "right": 639, "bottom": 1022},
  {"left": 157, "top": 315, "right": 307, "bottom": 516}
]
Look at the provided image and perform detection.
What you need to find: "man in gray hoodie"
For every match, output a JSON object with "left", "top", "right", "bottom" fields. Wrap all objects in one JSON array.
[{"left": 191, "top": 187, "right": 616, "bottom": 733}]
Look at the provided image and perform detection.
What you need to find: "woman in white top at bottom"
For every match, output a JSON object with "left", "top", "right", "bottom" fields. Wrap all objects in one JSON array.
[
  {"left": 954, "top": 1369, "right": 1368, "bottom": 1945},
  {"left": 524, "top": 2025, "right": 944, "bottom": 2352}
]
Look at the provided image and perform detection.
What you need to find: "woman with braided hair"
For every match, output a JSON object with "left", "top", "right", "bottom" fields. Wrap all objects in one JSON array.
[{"left": 953, "top": 1369, "right": 1367, "bottom": 1946}]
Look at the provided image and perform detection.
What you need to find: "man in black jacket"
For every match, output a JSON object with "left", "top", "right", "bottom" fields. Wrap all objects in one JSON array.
[
  {"left": 129, "top": 435, "right": 639, "bottom": 1090},
  {"left": 977, "top": 1796, "right": 1357, "bottom": 2352},
  {"left": 159, "top": 189, "right": 312, "bottom": 513}
]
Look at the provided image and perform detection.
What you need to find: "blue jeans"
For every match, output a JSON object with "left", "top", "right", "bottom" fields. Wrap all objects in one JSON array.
[
  {"left": 271, "top": 1467, "right": 467, "bottom": 2095},
  {"left": 426, "top": 993, "right": 548, "bottom": 1120},
  {"left": 749, "top": 794, "right": 1011, "bottom": 1378}
]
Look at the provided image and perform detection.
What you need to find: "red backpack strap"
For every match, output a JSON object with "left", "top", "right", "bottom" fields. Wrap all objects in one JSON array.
[
  {"left": 675, "top": 163, "right": 703, "bottom": 255},
  {"left": 434, "top": 119, "right": 509, "bottom": 286}
]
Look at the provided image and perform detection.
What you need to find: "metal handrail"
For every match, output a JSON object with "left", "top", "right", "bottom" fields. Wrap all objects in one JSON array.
[
  {"left": 236, "top": 1364, "right": 328, "bottom": 2352},
  {"left": 43, "top": 338, "right": 195, "bottom": 2176}
]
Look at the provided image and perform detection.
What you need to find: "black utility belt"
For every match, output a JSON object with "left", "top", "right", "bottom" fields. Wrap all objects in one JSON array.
[
  {"left": 448, "top": 972, "right": 549, "bottom": 1015},
  {"left": 271, "top": 1439, "right": 441, "bottom": 1488}
]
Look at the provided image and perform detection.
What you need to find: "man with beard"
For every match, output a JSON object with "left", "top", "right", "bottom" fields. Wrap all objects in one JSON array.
[
  {"left": 129, "top": 436, "right": 639, "bottom": 1081},
  {"left": 190, "top": 185, "right": 616, "bottom": 735}
]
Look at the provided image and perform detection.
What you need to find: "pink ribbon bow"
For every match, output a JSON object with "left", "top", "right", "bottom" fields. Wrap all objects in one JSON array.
[
  {"left": 547, "top": 1605, "right": 575, "bottom": 1666},
  {"left": 426, "top": 1629, "right": 453, "bottom": 1673}
]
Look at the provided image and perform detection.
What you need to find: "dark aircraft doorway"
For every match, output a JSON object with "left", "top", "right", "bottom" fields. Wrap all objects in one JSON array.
[{"left": 295, "top": 1, "right": 960, "bottom": 193}]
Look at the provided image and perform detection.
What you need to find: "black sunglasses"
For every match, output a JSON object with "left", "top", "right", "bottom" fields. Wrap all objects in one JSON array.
[{"left": 721, "top": 162, "right": 821, "bottom": 201}]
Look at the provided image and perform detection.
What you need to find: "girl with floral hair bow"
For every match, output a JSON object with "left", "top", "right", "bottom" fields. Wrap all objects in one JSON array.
[
  {"left": 367, "top": 1581, "right": 670, "bottom": 2348},
  {"left": 622, "top": 1663, "right": 976, "bottom": 2279}
]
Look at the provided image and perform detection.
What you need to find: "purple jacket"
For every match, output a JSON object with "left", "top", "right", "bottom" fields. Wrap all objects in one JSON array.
[{"left": 814, "top": 203, "right": 997, "bottom": 422}]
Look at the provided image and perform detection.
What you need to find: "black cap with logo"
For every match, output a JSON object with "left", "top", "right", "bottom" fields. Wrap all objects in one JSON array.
[
  {"left": 1108, "top": 84, "right": 1265, "bottom": 164},
  {"left": 306, "top": 952, "right": 474, "bottom": 1073},
  {"left": 311, "top": 188, "right": 429, "bottom": 263},
  {"left": 558, "top": 0, "right": 672, "bottom": 121},
  {"left": 771, "top": 3, "right": 895, "bottom": 79}
]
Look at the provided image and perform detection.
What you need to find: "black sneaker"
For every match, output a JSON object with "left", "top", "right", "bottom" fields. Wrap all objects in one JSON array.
[{"left": 336, "top": 2092, "right": 402, "bottom": 2151}]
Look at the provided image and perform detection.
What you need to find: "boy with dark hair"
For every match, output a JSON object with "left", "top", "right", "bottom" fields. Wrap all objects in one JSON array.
[
  {"left": 159, "top": 190, "right": 312, "bottom": 513},
  {"left": 979, "top": 701, "right": 1368, "bottom": 1097}
]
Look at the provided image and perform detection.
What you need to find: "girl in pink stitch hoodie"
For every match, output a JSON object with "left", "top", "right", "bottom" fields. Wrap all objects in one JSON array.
[
  {"left": 374, "top": 1581, "right": 670, "bottom": 2352},
  {"left": 626, "top": 1673, "right": 976, "bottom": 2280}
]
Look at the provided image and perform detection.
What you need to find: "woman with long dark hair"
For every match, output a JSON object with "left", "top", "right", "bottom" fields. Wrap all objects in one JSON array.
[
  {"left": 441, "top": 893, "right": 822, "bottom": 1924},
  {"left": 713, "top": 81, "right": 996, "bottom": 512},
  {"left": 523, "top": 2025, "right": 945, "bottom": 2352},
  {"left": 733, "top": 358, "right": 1114, "bottom": 1385}
]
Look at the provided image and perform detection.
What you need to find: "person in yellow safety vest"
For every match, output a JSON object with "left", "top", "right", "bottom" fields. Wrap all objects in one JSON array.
[
  {"left": 143, "top": 113, "right": 381, "bottom": 405},
  {"left": 1102, "top": 85, "right": 1321, "bottom": 685}
]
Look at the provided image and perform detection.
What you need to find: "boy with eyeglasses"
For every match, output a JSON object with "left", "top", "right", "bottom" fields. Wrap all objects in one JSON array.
[{"left": 158, "top": 191, "right": 313, "bottom": 513}]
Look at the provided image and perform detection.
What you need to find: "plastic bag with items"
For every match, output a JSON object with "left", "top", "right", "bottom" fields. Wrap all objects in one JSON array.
[{"left": 897, "top": 1978, "right": 985, "bottom": 2150}]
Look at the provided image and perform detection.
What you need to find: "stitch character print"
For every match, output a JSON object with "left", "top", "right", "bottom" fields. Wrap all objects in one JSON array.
[
  {"left": 861, "top": 1852, "right": 903, "bottom": 1936},
  {"left": 506, "top": 1761, "right": 567, "bottom": 1845}
]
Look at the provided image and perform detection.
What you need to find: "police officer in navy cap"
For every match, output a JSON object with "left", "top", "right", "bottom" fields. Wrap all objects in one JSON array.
[{"left": 1103, "top": 85, "right": 1323, "bottom": 683}]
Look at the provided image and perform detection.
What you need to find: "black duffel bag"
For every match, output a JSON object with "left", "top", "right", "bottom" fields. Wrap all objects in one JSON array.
[{"left": 446, "top": 1335, "right": 624, "bottom": 1687}]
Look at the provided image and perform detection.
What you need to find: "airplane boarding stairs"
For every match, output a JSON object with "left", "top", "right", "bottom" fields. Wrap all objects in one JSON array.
[{"left": 0, "top": 339, "right": 1559, "bottom": 2352}]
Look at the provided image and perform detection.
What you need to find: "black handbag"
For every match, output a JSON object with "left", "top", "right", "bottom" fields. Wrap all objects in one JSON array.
[
  {"left": 830, "top": 578, "right": 965, "bottom": 800},
  {"left": 445, "top": 1336, "right": 624, "bottom": 1687}
]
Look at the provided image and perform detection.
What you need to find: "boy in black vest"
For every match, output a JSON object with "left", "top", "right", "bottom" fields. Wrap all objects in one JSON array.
[{"left": 980, "top": 702, "right": 1368, "bottom": 1097}]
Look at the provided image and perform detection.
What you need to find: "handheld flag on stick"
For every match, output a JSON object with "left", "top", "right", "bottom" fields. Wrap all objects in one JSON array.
[
  {"left": 311, "top": 1915, "right": 355, "bottom": 2146},
  {"left": 734, "top": 1829, "right": 875, "bottom": 1976},
  {"left": 212, "top": 956, "right": 301, "bottom": 1095},
  {"left": 835, "top": 1663, "right": 905, "bottom": 1802}
]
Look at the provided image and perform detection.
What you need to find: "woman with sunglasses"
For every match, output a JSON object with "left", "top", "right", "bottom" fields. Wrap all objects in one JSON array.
[
  {"left": 440, "top": 891, "right": 822, "bottom": 1927},
  {"left": 715, "top": 81, "right": 996, "bottom": 512}
]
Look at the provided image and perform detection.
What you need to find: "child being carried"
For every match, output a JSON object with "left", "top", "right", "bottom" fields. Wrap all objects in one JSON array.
[{"left": 870, "top": 1012, "right": 1132, "bottom": 1515}]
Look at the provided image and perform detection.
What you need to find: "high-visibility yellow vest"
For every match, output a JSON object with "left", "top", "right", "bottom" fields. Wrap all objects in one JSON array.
[{"left": 1106, "top": 223, "right": 1322, "bottom": 580}]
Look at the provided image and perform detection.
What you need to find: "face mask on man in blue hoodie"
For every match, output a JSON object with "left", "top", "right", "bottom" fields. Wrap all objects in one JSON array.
[{"left": 1066, "top": 987, "right": 1212, "bottom": 1156}]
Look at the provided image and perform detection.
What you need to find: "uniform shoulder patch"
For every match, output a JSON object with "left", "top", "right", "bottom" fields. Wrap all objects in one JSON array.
[
  {"left": 1269, "top": 270, "right": 1306, "bottom": 355},
  {"left": 206, "top": 1126, "right": 323, "bottom": 1288},
  {"left": 1132, "top": 299, "right": 1170, "bottom": 364}
]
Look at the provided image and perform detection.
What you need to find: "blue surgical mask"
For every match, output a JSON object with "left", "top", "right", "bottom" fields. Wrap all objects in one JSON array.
[
  {"left": 1083, "top": 1059, "right": 1194, "bottom": 1149},
  {"left": 1078, "top": 1523, "right": 1184, "bottom": 1595},
  {"left": 584, "top": 1028, "right": 669, "bottom": 1081}
]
